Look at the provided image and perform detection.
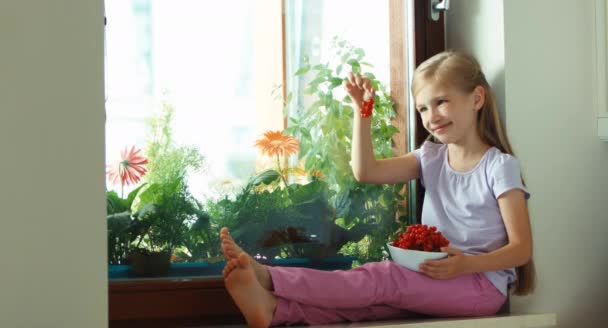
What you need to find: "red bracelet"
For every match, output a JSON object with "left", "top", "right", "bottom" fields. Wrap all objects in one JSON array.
[{"left": 360, "top": 95, "right": 374, "bottom": 118}]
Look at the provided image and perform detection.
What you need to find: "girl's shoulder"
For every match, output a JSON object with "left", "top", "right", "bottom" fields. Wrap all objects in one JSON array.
[
  {"left": 484, "top": 148, "right": 529, "bottom": 199},
  {"left": 414, "top": 141, "right": 446, "bottom": 163},
  {"left": 484, "top": 148, "right": 522, "bottom": 173}
]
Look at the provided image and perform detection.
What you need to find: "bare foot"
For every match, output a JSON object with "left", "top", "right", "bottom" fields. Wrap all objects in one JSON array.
[
  {"left": 220, "top": 227, "right": 274, "bottom": 290},
  {"left": 224, "top": 253, "right": 276, "bottom": 328}
]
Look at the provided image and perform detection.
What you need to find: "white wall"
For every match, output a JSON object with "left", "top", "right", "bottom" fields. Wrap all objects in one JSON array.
[
  {"left": 448, "top": 1, "right": 608, "bottom": 327},
  {"left": 0, "top": 1, "right": 107, "bottom": 327},
  {"left": 445, "top": 0, "right": 506, "bottom": 120}
]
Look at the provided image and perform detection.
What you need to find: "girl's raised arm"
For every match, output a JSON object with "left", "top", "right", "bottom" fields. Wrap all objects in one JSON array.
[{"left": 344, "top": 73, "right": 420, "bottom": 184}]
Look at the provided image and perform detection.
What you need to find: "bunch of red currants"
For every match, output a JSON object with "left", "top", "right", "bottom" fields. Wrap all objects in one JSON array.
[{"left": 392, "top": 224, "right": 450, "bottom": 252}]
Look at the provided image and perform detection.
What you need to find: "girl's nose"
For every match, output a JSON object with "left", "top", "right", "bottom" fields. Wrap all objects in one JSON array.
[{"left": 428, "top": 108, "right": 440, "bottom": 122}]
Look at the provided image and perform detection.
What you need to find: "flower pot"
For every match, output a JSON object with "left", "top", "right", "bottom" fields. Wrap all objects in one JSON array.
[{"left": 129, "top": 250, "right": 171, "bottom": 277}]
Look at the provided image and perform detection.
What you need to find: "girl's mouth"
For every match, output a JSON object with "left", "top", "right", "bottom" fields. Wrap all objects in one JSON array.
[{"left": 433, "top": 123, "right": 451, "bottom": 133}]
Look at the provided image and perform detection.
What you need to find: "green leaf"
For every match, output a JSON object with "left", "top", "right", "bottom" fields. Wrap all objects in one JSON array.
[
  {"left": 299, "top": 127, "right": 311, "bottom": 139},
  {"left": 363, "top": 72, "right": 376, "bottom": 80},
  {"left": 310, "top": 76, "right": 326, "bottom": 85},
  {"left": 346, "top": 59, "right": 359, "bottom": 66},
  {"left": 354, "top": 48, "right": 365, "bottom": 59},
  {"left": 250, "top": 169, "right": 280, "bottom": 186},
  {"left": 341, "top": 53, "right": 350, "bottom": 63},
  {"left": 329, "top": 77, "right": 344, "bottom": 89},
  {"left": 126, "top": 184, "right": 146, "bottom": 207},
  {"left": 295, "top": 65, "right": 310, "bottom": 76}
]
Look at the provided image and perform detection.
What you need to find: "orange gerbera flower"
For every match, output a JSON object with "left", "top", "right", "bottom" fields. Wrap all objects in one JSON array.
[
  {"left": 106, "top": 146, "right": 148, "bottom": 187},
  {"left": 254, "top": 130, "right": 299, "bottom": 157}
]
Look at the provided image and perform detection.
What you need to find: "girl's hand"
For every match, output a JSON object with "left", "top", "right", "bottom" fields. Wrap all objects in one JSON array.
[
  {"left": 419, "top": 247, "right": 470, "bottom": 280},
  {"left": 343, "top": 72, "right": 374, "bottom": 110}
]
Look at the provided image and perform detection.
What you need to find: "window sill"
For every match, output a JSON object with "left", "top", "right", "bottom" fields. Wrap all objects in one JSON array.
[
  {"left": 109, "top": 277, "right": 244, "bottom": 327},
  {"left": 206, "top": 313, "right": 557, "bottom": 328},
  {"left": 109, "top": 277, "right": 556, "bottom": 328},
  {"left": 304, "top": 313, "right": 557, "bottom": 328}
]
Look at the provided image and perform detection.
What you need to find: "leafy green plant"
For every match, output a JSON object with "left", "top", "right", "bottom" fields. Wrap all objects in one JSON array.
[
  {"left": 207, "top": 168, "right": 343, "bottom": 260},
  {"left": 130, "top": 101, "right": 218, "bottom": 261},
  {"left": 284, "top": 37, "right": 407, "bottom": 263},
  {"left": 107, "top": 184, "right": 146, "bottom": 265}
]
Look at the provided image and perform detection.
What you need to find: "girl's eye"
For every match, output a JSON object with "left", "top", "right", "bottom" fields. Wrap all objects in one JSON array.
[
  {"left": 437, "top": 99, "right": 447, "bottom": 106},
  {"left": 418, "top": 107, "right": 427, "bottom": 113}
]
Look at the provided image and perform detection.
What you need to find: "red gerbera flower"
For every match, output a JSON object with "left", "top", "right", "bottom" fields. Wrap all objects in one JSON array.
[{"left": 106, "top": 146, "right": 148, "bottom": 187}]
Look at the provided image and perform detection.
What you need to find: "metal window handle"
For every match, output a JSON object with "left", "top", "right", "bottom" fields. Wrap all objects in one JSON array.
[{"left": 428, "top": 0, "right": 450, "bottom": 22}]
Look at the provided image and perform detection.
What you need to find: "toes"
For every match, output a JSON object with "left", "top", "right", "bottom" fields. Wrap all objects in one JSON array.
[
  {"left": 220, "top": 228, "right": 229, "bottom": 240},
  {"left": 223, "top": 259, "right": 239, "bottom": 277},
  {"left": 237, "top": 253, "right": 249, "bottom": 268}
]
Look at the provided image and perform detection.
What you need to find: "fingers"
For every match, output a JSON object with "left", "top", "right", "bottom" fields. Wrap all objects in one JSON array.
[
  {"left": 347, "top": 72, "right": 369, "bottom": 89},
  {"left": 348, "top": 72, "right": 357, "bottom": 86},
  {"left": 354, "top": 74, "right": 363, "bottom": 87},
  {"left": 342, "top": 79, "right": 352, "bottom": 91},
  {"left": 363, "top": 79, "right": 372, "bottom": 92},
  {"left": 441, "top": 247, "right": 462, "bottom": 257},
  {"left": 420, "top": 263, "right": 447, "bottom": 277},
  {"left": 420, "top": 260, "right": 442, "bottom": 272}
]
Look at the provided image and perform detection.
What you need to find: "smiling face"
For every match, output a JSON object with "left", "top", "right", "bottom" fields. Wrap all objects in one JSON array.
[{"left": 414, "top": 80, "right": 485, "bottom": 146}]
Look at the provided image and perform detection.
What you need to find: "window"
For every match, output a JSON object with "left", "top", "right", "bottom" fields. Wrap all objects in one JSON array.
[{"left": 107, "top": 0, "right": 445, "bottom": 324}]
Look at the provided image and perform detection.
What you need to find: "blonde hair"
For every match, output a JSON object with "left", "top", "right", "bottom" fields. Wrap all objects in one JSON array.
[{"left": 411, "top": 50, "right": 536, "bottom": 296}]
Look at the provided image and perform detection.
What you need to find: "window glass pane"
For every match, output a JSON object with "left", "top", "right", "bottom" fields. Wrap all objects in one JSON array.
[{"left": 106, "top": 0, "right": 405, "bottom": 280}]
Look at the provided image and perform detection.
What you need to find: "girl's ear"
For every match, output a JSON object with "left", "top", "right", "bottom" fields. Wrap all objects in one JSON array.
[{"left": 473, "top": 85, "right": 485, "bottom": 111}]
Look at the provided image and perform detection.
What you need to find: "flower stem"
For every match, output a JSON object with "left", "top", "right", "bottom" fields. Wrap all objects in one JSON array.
[{"left": 276, "top": 155, "right": 289, "bottom": 188}]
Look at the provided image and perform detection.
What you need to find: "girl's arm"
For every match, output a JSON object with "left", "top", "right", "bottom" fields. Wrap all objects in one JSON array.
[
  {"left": 466, "top": 189, "right": 533, "bottom": 272},
  {"left": 420, "top": 189, "right": 532, "bottom": 279},
  {"left": 345, "top": 73, "right": 420, "bottom": 184}
]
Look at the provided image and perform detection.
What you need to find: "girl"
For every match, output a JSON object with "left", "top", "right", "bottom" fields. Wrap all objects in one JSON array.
[{"left": 220, "top": 50, "right": 535, "bottom": 327}]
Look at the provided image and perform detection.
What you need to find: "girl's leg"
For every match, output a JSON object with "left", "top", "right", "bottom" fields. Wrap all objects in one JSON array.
[
  {"left": 269, "top": 260, "right": 506, "bottom": 317},
  {"left": 271, "top": 299, "right": 414, "bottom": 326}
]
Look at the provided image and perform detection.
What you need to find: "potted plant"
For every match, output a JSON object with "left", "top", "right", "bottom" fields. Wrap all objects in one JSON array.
[
  {"left": 106, "top": 146, "right": 149, "bottom": 265},
  {"left": 126, "top": 101, "right": 213, "bottom": 277},
  {"left": 206, "top": 130, "right": 353, "bottom": 270},
  {"left": 284, "top": 37, "right": 407, "bottom": 264}
]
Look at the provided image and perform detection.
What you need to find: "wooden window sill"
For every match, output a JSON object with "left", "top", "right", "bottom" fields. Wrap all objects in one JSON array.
[
  {"left": 110, "top": 277, "right": 556, "bottom": 328},
  {"left": 203, "top": 313, "right": 557, "bottom": 328},
  {"left": 109, "top": 276, "right": 244, "bottom": 327}
]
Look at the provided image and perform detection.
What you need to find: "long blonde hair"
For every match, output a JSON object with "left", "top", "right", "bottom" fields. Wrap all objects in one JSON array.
[{"left": 411, "top": 50, "right": 535, "bottom": 296}]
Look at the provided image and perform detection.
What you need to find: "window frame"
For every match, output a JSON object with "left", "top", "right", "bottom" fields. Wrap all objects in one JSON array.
[{"left": 108, "top": 1, "right": 444, "bottom": 325}]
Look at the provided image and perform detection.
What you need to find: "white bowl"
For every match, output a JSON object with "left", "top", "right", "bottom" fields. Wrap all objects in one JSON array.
[{"left": 386, "top": 243, "right": 448, "bottom": 272}]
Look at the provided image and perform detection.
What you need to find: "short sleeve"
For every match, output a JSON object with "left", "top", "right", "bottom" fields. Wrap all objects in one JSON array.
[
  {"left": 413, "top": 146, "right": 424, "bottom": 186},
  {"left": 413, "top": 141, "right": 444, "bottom": 188},
  {"left": 488, "top": 154, "right": 530, "bottom": 200}
]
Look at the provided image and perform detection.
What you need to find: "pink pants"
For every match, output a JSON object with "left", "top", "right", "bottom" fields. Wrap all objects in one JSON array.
[{"left": 267, "top": 260, "right": 506, "bottom": 326}]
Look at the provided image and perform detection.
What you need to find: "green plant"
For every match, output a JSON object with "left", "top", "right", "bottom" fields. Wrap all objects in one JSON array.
[
  {"left": 207, "top": 167, "right": 343, "bottom": 260},
  {"left": 284, "top": 37, "right": 407, "bottom": 263},
  {"left": 106, "top": 184, "right": 146, "bottom": 264},
  {"left": 131, "top": 101, "right": 218, "bottom": 261}
]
